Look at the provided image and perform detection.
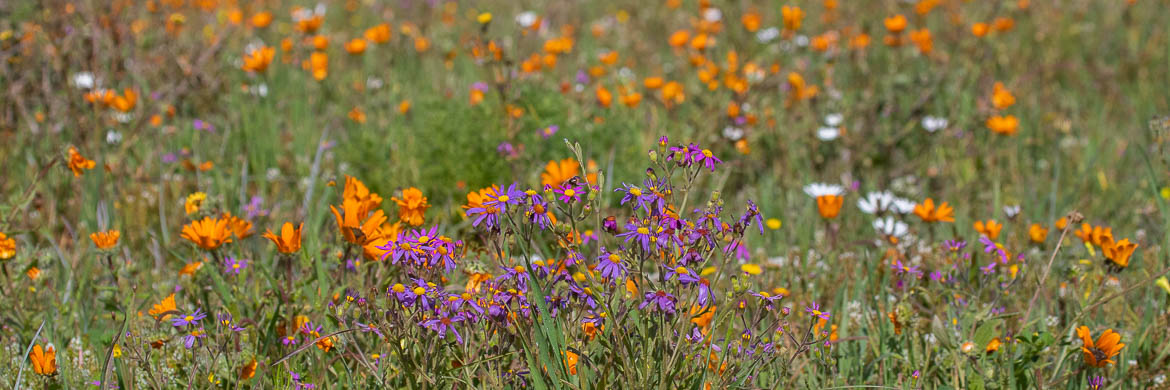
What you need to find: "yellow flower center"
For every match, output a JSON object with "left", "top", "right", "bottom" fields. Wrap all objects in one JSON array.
[
  {"left": 392, "top": 284, "right": 405, "bottom": 293},
  {"left": 417, "top": 236, "right": 430, "bottom": 244},
  {"left": 563, "top": 189, "right": 576, "bottom": 197},
  {"left": 637, "top": 227, "right": 650, "bottom": 235},
  {"left": 608, "top": 254, "right": 621, "bottom": 263},
  {"left": 412, "top": 287, "right": 426, "bottom": 295},
  {"left": 629, "top": 188, "right": 642, "bottom": 196},
  {"left": 514, "top": 266, "right": 525, "bottom": 273},
  {"left": 185, "top": 315, "right": 194, "bottom": 322},
  {"left": 702, "top": 149, "right": 713, "bottom": 157},
  {"left": 498, "top": 195, "right": 510, "bottom": 202},
  {"left": 675, "top": 266, "right": 688, "bottom": 274}
]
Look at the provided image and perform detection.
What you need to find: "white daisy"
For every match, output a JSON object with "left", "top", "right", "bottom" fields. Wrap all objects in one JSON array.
[
  {"left": 922, "top": 116, "right": 948, "bottom": 132},
  {"left": 1002, "top": 205, "right": 1021, "bottom": 219},
  {"left": 816, "top": 126, "right": 840, "bottom": 141},
  {"left": 722, "top": 126, "right": 744, "bottom": 141},
  {"left": 515, "top": 11, "right": 538, "bottom": 28},
  {"left": 874, "top": 217, "right": 908, "bottom": 237},
  {"left": 857, "top": 191, "right": 896, "bottom": 214},
  {"left": 71, "top": 72, "right": 95, "bottom": 89},
  {"left": 824, "top": 113, "right": 843, "bottom": 127},
  {"left": 756, "top": 27, "right": 780, "bottom": 43},
  {"left": 803, "top": 183, "right": 844, "bottom": 198}
]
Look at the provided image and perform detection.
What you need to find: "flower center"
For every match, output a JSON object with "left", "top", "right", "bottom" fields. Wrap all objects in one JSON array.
[
  {"left": 675, "top": 266, "right": 688, "bottom": 274},
  {"left": 412, "top": 287, "right": 426, "bottom": 295},
  {"left": 702, "top": 149, "right": 713, "bottom": 157},
  {"left": 608, "top": 254, "right": 621, "bottom": 263},
  {"left": 1090, "top": 347, "right": 1108, "bottom": 362},
  {"left": 629, "top": 188, "right": 642, "bottom": 196},
  {"left": 417, "top": 236, "right": 430, "bottom": 244},
  {"left": 185, "top": 315, "right": 194, "bottom": 322},
  {"left": 563, "top": 189, "right": 576, "bottom": 197},
  {"left": 498, "top": 195, "right": 510, "bottom": 202},
  {"left": 637, "top": 227, "right": 650, "bottom": 235}
]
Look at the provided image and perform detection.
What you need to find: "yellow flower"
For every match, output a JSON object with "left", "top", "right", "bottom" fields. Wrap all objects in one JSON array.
[
  {"left": 765, "top": 218, "right": 782, "bottom": 230},
  {"left": 67, "top": 147, "right": 96, "bottom": 177},
  {"left": 477, "top": 12, "right": 492, "bottom": 24},
  {"left": 185, "top": 192, "right": 207, "bottom": 215},
  {"left": 90, "top": 230, "right": 121, "bottom": 249},
  {"left": 30, "top": 344, "right": 57, "bottom": 377},
  {"left": 392, "top": 188, "right": 431, "bottom": 226},
  {"left": 1077, "top": 326, "right": 1124, "bottom": 368},
  {"left": 181, "top": 216, "right": 233, "bottom": 250},
  {"left": 741, "top": 263, "right": 762, "bottom": 275},
  {"left": 264, "top": 222, "right": 304, "bottom": 254},
  {"left": 0, "top": 232, "right": 15, "bottom": 260}
]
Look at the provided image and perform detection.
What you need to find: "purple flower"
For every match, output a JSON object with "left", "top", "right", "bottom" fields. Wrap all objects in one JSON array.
[
  {"left": 526, "top": 198, "right": 554, "bottom": 230},
  {"left": 944, "top": 239, "right": 966, "bottom": 252},
  {"left": 664, "top": 265, "right": 701, "bottom": 284},
  {"left": 805, "top": 302, "right": 830, "bottom": 320},
  {"left": 751, "top": 290, "right": 784, "bottom": 310},
  {"left": 890, "top": 260, "right": 923, "bottom": 278},
  {"left": 616, "top": 182, "right": 657, "bottom": 213},
  {"left": 639, "top": 290, "right": 678, "bottom": 314},
  {"left": 183, "top": 329, "right": 206, "bottom": 349},
  {"left": 539, "top": 125, "right": 559, "bottom": 139},
  {"left": 421, "top": 312, "right": 466, "bottom": 343},
  {"left": 171, "top": 308, "right": 207, "bottom": 327},
  {"left": 217, "top": 313, "right": 245, "bottom": 332},
  {"left": 193, "top": 119, "right": 215, "bottom": 132},
  {"left": 471, "top": 81, "right": 489, "bottom": 92},
  {"left": 692, "top": 147, "right": 722, "bottom": 171},
  {"left": 554, "top": 185, "right": 583, "bottom": 203},
  {"left": 595, "top": 249, "right": 627, "bottom": 280},
  {"left": 617, "top": 222, "right": 655, "bottom": 251},
  {"left": 224, "top": 256, "right": 247, "bottom": 274},
  {"left": 575, "top": 70, "right": 590, "bottom": 85},
  {"left": 244, "top": 196, "right": 269, "bottom": 219},
  {"left": 484, "top": 183, "right": 525, "bottom": 213},
  {"left": 1088, "top": 376, "right": 1105, "bottom": 390}
]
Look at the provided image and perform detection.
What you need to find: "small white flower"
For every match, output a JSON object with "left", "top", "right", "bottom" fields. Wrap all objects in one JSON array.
[
  {"left": 1154, "top": 374, "right": 1166, "bottom": 385},
  {"left": 1045, "top": 316, "right": 1058, "bottom": 327},
  {"left": 106, "top": 130, "right": 122, "bottom": 145},
  {"left": 1002, "top": 205, "right": 1021, "bottom": 219},
  {"left": 816, "top": 126, "right": 840, "bottom": 141},
  {"left": 824, "top": 113, "right": 843, "bottom": 127},
  {"left": 892, "top": 198, "right": 917, "bottom": 214},
  {"left": 71, "top": 72, "right": 96, "bottom": 89},
  {"left": 858, "top": 191, "right": 896, "bottom": 214},
  {"left": 922, "top": 116, "right": 948, "bottom": 132},
  {"left": 249, "top": 83, "right": 268, "bottom": 97},
  {"left": 722, "top": 126, "right": 744, "bottom": 141},
  {"left": 366, "top": 77, "right": 384, "bottom": 89},
  {"left": 113, "top": 112, "right": 133, "bottom": 123},
  {"left": 803, "top": 183, "right": 844, "bottom": 197},
  {"left": 874, "top": 217, "right": 908, "bottom": 237},
  {"left": 795, "top": 35, "right": 809, "bottom": 47},
  {"left": 756, "top": 27, "right": 780, "bottom": 43},
  {"left": 314, "top": 3, "right": 327, "bottom": 15},
  {"left": 515, "top": 11, "right": 538, "bottom": 28},
  {"left": 266, "top": 168, "right": 281, "bottom": 181},
  {"left": 702, "top": 8, "right": 722, "bottom": 22}
]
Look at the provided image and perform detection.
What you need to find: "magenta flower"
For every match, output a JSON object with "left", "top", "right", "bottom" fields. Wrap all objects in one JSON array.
[
  {"left": 595, "top": 249, "right": 627, "bottom": 280},
  {"left": 421, "top": 312, "right": 466, "bottom": 343},
  {"left": 224, "top": 256, "right": 247, "bottom": 274},
  {"left": 554, "top": 185, "right": 583, "bottom": 203},
  {"left": 805, "top": 302, "right": 830, "bottom": 320}
]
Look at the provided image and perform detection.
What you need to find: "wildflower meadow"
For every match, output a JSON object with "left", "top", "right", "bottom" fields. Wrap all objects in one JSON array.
[{"left": 3, "top": 0, "right": 1170, "bottom": 388}]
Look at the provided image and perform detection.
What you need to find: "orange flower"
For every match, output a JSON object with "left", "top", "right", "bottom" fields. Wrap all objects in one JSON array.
[
  {"left": 414, "top": 36, "right": 431, "bottom": 52},
  {"left": 971, "top": 22, "right": 990, "bottom": 37},
  {"left": 620, "top": 92, "right": 642, "bottom": 108},
  {"left": 786, "top": 72, "right": 818, "bottom": 104},
  {"left": 240, "top": 358, "right": 258, "bottom": 380},
  {"left": 149, "top": 293, "right": 178, "bottom": 320},
  {"left": 986, "top": 337, "right": 1002, "bottom": 353},
  {"left": 392, "top": 188, "right": 431, "bottom": 226},
  {"left": 564, "top": 350, "right": 579, "bottom": 375},
  {"left": 1055, "top": 217, "right": 1069, "bottom": 230},
  {"left": 112, "top": 88, "right": 137, "bottom": 112},
  {"left": 344, "top": 38, "right": 368, "bottom": 55},
  {"left": 90, "top": 230, "right": 120, "bottom": 249},
  {"left": 668, "top": 30, "right": 691, "bottom": 47},
  {"left": 884, "top": 14, "right": 908, "bottom": 34},
  {"left": 182, "top": 216, "right": 233, "bottom": 250},
  {"left": 250, "top": 12, "right": 272, "bottom": 28},
  {"left": 305, "top": 51, "right": 328, "bottom": 81},
  {"left": 815, "top": 195, "right": 844, "bottom": 219},
  {"left": 1028, "top": 224, "right": 1049, "bottom": 243},
  {"left": 690, "top": 304, "right": 716, "bottom": 333},
  {"left": 365, "top": 23, "right": 392, "bottom": 44},
  {"left": 908, "top": 28, "right": 932, "bottom": 54},
  {"left": 68, "top": 146, "right": 96, "bottom": 177},
  {"left": 331, "top": 196, "right": 388, "bottom": 245},
  {"left": 223, "top": 212, "right": 254, "bottom": 238},
  {"left": 1077, "top": 326, "right": 1124, "bottom": 367},
  {"left": 541, "top": 158, "right": 581, "bottom": 188},
  {"left": 991, "top": 82, "right": 1015, "bottom": 109},
  {"left": 0, "top": 232, "right": 15, "bottom": 260},
  {"left": 993, "top": 17, "right": 1015, "bottom": 32},
  {"left": 398, "top": 100, "right": 412, "bottom": 114},
  {"left": 27, "top": 267, "right": 40, "bottom": 280},
  {"left": 986, "top": 115, "right": 1019, "bottom": 135},
  {"left": 264, "top": 222, "right": 303, "bottom": 254},
  {"left": 179, "top": 261, "right": 204, "bottom": 276},
  {"left": 1103, "top": 238, "right": 1137, "bottom": 269},
  {"left": 596, "top": 85, "right": 613, "bottom": 107},
  {"left": 30, "top": 344, "right": 57, "bottom": 377},
  {"left": 293, "top": 13, "right": 323, "bottom": 33},
  {"left": 781, "top": 6, "right": 804, "bottom": 31},
  {"left": 973, "top": 220, "right": 1003, "bottom": 240},
  {"left": 741, "top": 11, "right": 761, "bottom": 32},
  {"left": 1075, "top": 224, "right": 1115, "bottom": 248},
  {"left": 913, "top": 198, "right": 954, "bottom": 223},
  {"left": 242, "top": 46, "right": 275, "bottom": 73},
  {"left": 348, "top": 106, "right": 367, "bottom": 123},
  {"left": 661, "top": 81, "right": 685, "bottom": 106},
  {"left": 850, "top": 33, "right": 871, "bottom": 49}
]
